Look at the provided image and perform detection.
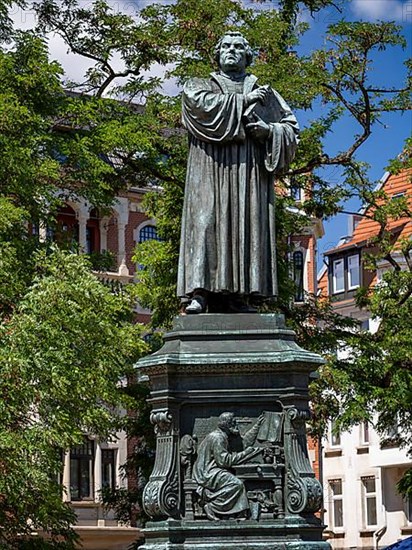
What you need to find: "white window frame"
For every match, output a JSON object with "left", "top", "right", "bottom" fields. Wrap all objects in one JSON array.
[
  {"left": 386, "top": 414, "right": 400, "bottom": 441},
  {"left": 133, "top": 218, "right": 157, "bottom": 245},
  {"left": 328, "top": 479, "right": 344, "bottom": 529},
  {"left": 361, "top": 476, "right": 378, "bottom": 527},
  {"left": 332, "top": 258, "right": 345, "bottom": 294},
  {"left": 348, "top": 254, "right": 360, "bottom": 290},
  {"left": 360, "top": 421, "right": 370, "bottom": 445},
  {"left": 292, "top": 249, "right": 305, "bottom": 302},
  {"left": 329, "top": 419, "right": 341, "bottom": 447}
]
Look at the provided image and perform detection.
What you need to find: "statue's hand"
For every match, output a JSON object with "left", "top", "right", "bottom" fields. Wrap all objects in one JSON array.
[
  {"left": 246, "top": 114, "right": 271, "bottom": 142},
  {"left": 247, "top": 446, "right": 263, "bottom": 458},
  {"left": 256, "top": 413, "right": 265, "bottom": 426},
  {"left": 245, "top": 86, "right": 270, "bottom": 107}
]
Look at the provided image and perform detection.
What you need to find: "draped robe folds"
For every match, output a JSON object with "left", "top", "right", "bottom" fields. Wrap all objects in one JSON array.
[
  {"left": 177, "top": 72, "right": 299, "bottom": 299},
  {"left": 193, "top": 428, "right": 252, "bottom": 517}
]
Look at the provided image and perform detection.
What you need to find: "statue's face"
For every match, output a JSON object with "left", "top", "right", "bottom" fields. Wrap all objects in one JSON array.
[
  {"left": 219, "top": 35, "right": 247, "bottom": 74},
  {"left": 227, "top": 416, "right": 240, "bottom": 435}
]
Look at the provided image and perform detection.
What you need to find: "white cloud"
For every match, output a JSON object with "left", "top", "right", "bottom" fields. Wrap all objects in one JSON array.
[{"left": 351, "top": 0, "right": 409, "bottom": 23}]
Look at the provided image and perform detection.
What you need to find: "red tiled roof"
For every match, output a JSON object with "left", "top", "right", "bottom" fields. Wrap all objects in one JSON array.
[{"left": 326, "top": 169, "right": 412, "bottom": 255}]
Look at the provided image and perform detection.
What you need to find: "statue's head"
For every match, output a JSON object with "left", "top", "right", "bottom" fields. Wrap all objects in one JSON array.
[
  {"left": 218, "top": 412, "right": 240, "bottom": 435},
  {"left": 214, "top": 31, "right": 253, "bottom": 74}
]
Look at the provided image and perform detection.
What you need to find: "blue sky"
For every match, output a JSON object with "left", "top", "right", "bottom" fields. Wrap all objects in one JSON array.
[
  {"left": 295, "top": 0, "right": 411, "bottom": 256},
  {"left": 243, "top": 0, "right": 411, "bottom": 256}
]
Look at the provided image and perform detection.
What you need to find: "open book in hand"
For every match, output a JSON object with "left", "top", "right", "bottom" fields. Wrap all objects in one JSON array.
[{"left": 243, "top": 85, "right": 282, "bottom": 126}]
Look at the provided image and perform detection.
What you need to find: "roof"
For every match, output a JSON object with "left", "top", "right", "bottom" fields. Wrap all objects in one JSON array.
[{"left": 324, "top": 169, "right": 412, "bottom": 256}]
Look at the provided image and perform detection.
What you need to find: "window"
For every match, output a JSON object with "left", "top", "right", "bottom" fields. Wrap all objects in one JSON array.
[
  {"left": 86, "top": 226, "right": 94, "bottom": 254},
  {"left": 391, "top": 192, "right": 405, "bottom": 200},
  {"left": 139, "top": 225, "right": 159, "bottom": 243},
  {"left": 362, "top": 476, "right": 377, "bottom": 527},
  {"left": 332, "top": 259, "right": 344, "bottom": 293},
  {"left": 361, "top": 421, "right": 370, "bottom": 445},
  {"left": 70, "top": 437, "right": 94, "bottom": 500},
  {"left": 386, "top": 417, "right": 400, "bottom": 440},
  {"left": 290, "top": 183, "right": 302, "bottom": 202},
  {"left": 329, "top": 420, "right": 341, "bottom": 447},
  {"left": 406, "top": 495, "right": 412, "bottom": 523},
  {"left": 360, "top": 319, "right": 369, "bottom": 332},
  {"left": 101, "top": 449, "right": 116, "bottom": 490},
  {"left": 348, "top": 254, "right": 360, "bottom": 289},
  {"left": 329, "top": 479, "right": 344, "bottom": 528},
  {"left": 292, "top": 251, "right": 304, "bottom": 302}
]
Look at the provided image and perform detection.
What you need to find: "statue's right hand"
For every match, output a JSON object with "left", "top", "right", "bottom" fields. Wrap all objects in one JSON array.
[
  {"left": 245, "top": 86, "right": 270, "bottom": 107},
  {"left": 247, "top": 446, "right": 262, "bottom": 456}
]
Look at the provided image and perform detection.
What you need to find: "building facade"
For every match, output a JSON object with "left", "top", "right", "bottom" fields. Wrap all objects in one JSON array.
[
  {"left": 52, "top": 187, "right": 156, "bottom": 548},
  {"left": 318, "top": 167, "right": 412, "bottom": 549}
]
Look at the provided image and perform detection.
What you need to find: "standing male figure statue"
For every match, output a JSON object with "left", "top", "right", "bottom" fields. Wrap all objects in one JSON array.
[{"left": 177, "top": 31, "right": 299, "bottom": 313}]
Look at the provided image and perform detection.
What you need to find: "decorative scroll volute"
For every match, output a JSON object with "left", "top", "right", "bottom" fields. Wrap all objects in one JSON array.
[
  {"left": 143, "top": 409, "right": 180, "bottom": 519},
  {"left": 283, "top": 406, "right": 323, "bottom": 515}
]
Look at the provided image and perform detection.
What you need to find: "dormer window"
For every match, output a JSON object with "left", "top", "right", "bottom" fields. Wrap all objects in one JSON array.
[
  {"left": 333, "top": 259, "right": 344, "bottom": 293},
  {"left": 391, "top": 192, "right": 405, "bottom": 200},
  {"left": 348, "top": 254, "right": 360, "bottom": 289},
  {"left": 330, "top": 252, "right": 361, "bottom": 295}
]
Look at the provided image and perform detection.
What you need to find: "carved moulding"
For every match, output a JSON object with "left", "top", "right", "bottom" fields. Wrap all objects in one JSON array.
[
  {"left": 143, "top": 410, "right": 180, "bottom": 519},
  {"left": 138, "top": 360, "right": 315, "bottom": 377},
  {"left": 284, "top": 407, "right": 323, "bottom": 515}
]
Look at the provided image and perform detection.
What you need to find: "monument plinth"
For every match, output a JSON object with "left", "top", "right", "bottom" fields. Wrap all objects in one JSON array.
[{"left": 136, "top": 314, "right": 331, "bottom": 549}]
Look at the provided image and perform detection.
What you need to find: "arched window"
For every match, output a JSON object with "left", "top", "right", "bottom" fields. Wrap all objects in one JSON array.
[
  {"left": 139, "top": 225, "right": 159, "bottom": 243},
  {"left": 293, "top": 251, "right": 304, "bottom": 302}
]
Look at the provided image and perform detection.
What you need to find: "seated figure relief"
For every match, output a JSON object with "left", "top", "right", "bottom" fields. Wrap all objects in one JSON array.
[{"left": 192, "top": 412, "right": 264, "bottom": 520}]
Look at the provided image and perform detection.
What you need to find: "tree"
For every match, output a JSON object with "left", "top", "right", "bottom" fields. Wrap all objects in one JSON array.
[
  {"left": 0, "top": 247, "right": 147, "bottom": 548},
  {"left": 0, "top": 28, "right": 149, "bottom": 548}
]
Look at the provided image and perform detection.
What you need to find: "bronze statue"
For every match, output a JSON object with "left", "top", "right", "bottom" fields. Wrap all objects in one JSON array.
[
  {"left": 177, "top": 31, "right": 299, "bottom": 313},
  {"left": 193, "top": 412, "right": 263, "bottom": 520}
]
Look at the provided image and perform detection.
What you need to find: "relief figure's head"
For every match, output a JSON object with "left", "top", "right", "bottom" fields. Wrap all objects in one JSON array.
[
  {"left": 214, "top": 31, "right": 253, "bottom": 75},
  {"left": 218, "top": 412, "right": 240, "bottom": 435}
]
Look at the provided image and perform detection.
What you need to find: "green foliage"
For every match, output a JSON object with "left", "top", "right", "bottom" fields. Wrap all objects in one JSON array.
[
  {"left": 0, "top": 248, "right": 147, "bottom": 546},
  {"left": 398, "top": 468, "right": 412, "bottom": 499},
  {"left": 0, "top": 18, "right": 152, "bottom": 545},
  {"left": 88, "top": 249, "right": 117, "bottom": 272}
]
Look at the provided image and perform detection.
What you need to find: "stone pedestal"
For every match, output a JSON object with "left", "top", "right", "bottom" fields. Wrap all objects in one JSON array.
[{"left": 136, "top": 314, "right": 331, "bottom": 550}]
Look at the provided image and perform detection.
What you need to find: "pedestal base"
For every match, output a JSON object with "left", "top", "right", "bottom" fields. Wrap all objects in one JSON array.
[
  {"left": 136, "top": 315, "right": 330, "bottom": 550},
  {"left": 140, "top": 518, "right": 331, "bottom": 550}
]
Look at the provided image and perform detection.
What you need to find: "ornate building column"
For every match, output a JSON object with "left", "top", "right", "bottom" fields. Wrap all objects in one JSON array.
[
  {"left": 94, "top": 443, "right": 102, "bottom": 502},
  {"left": 99, "top": 216, "right": 110, "bottom": 252},
  {"left": 114, "top": 197, "right": 129, "bottom": 276},
  {"left": 77, "top": 202, "right": 90, "bottom": 253},
  {"left": 62, "top": 450, "right": 71, "bottom": 502}
]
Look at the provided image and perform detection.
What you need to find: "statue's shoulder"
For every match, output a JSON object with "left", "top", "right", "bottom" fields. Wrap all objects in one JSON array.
[{"left": 183, "top": 77, "right": 213, "bottom": 94}]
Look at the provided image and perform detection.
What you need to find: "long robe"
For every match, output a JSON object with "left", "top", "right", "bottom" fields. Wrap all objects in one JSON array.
[
  {"left": 177, "top": 72, "right": 299, "bottom": 298},
  {"left": 193, "top": 428, "right": 252, "bottom": 517}
]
